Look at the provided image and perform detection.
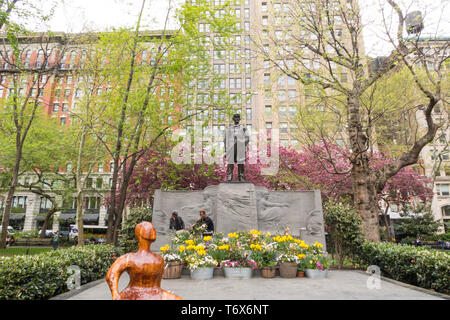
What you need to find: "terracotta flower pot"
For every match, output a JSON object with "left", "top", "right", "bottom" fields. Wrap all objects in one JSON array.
[
  {"left": 163, "top": 261, "right": 183, "bottom": 279},
  {"left": 279, "top": 262, "right": 298, "bottom": 278},
  {"left": 297, "top": 271, "right": 305, "bottom": 277},
  {"left": 261, "top": 266, "right": 276, "bottom": 278}
]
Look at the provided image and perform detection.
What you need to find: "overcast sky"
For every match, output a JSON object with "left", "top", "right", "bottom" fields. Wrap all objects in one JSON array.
[{"left": 22, "top": 0, "right": 450, "bottom": 57}]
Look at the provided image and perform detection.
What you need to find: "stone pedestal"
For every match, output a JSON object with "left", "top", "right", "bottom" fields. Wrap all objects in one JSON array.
[
  {"left": 216, "top": 182, "right": 258, "bottom": 234},
  {"left": 152, "top": 182, "right": 326, "bottom": 250}
]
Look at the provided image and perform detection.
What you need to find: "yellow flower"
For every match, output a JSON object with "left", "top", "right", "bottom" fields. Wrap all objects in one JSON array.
[
  {"left": 195, "top": 244, "right": 205, "bottom": 251},
  {"left": 185, "top": 239, "right": 195, "bottom": 245},
  {"left": 250, "top": 243, "right": 262, "bottom": 251},
  {"left": 186, "top": 245, "right": 196, "bottom": 251},
  {"left": 203, "top": 236, "right": 212, "bottom": 242},
  {"left": 160, "top": 245, "right": 170, "bottom": 252},
  {"left": 178, "top": 245, "right": 185, "bottom": 252},
  {"left": 297, "top": 254, "right": 306, "bottom": 259},
  {"left": 227, "top": 232, "right": 239, "bottom": 238},
  {"left": 249, "top": 229, "right": 261, "bottom": 236},
  {"left": 219, "top": 245, "right": 229, "bottom": 250}
]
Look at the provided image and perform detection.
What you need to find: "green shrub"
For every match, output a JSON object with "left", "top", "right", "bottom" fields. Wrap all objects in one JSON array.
[
  {"left": 323, "top": 200, "right": 364, "bottom": 268},
  {"left": 0, "top": 244, "right": 122, "bottom": 300},
  {"left": 422, "top": 233, "right": 450, "bottom": 242},
  {"left": 13, "top": 230, "right": 39, "bottom": 239},
  {"left": 357, "top": 242, "right": 449, "bottom": 294},
  {"left": 119, "top": 207, "right": 152, "bottom": 252}
]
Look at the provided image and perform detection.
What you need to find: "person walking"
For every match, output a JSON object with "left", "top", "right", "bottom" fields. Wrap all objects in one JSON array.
[{"left": 52, "top": 231, "right": 59, "bottom": 250}]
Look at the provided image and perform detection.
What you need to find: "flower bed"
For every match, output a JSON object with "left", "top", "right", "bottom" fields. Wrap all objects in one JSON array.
[
  {"left": 357, "top": 242, "right": 450, "bottom": 294},
  {"left": 161, "top": 229, "right": 329, "bottom": 278},
  {"left": 0, "top": 244, "right": 122, "bottom": 300}
]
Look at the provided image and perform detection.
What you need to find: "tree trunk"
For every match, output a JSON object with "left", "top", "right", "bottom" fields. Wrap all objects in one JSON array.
[
  {"left": 76, "top": 193, "right": 84, "bottom": 246},
  {"left": 39, "top": 208, "right": 57, "bottom": 239},
  {"left": 351, "top": 165, "right": 380, "bottom": 242},
  {"left": 0, "top": 150, "right": 21, "bottom": 248},
  {"left": 75, "top": 129, "right": 87, "bottom": 246},
  {"left": 347, "top": 88, "right": 380, "bottom": 242},
  {"left": 381, "top": 204, "right": 393, "bottom": 241},
  {"left": 0, "top": 182, "right": 17, "bottom": 248}
]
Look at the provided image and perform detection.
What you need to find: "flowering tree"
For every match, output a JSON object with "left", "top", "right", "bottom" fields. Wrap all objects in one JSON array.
[{"left": 126, "top": 141, "right": 432, "bottom": 232}]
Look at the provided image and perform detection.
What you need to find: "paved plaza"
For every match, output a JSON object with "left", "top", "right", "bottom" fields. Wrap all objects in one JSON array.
[{"left": 57, "top": 270, "right": 447, "bottom": 300}]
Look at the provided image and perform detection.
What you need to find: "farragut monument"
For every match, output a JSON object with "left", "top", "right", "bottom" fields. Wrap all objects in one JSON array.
[{"left": 152, "top": 114, "right": 326, "bottom": 250}]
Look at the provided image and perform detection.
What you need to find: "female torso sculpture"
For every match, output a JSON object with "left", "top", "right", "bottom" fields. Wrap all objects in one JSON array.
[{"left": 106, "top": 221, "right": 182, "bottom": 300}]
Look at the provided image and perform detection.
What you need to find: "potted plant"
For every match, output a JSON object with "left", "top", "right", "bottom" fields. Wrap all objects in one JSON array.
[
  {"left": 305, "top": 254, "right": 329, "bottom": 279},
  {"left": 296, "top": 254, "right": 307, "bottom": 277},
  {"left": 160, "top": 245, "right": 185, "bottom": 279},
  {"left": 185, "top": 252, "right": 217, "bottom": 280},
  {"left": 258, "top": 250, "right": 278, "bottom": 278},
  {"left": 220, "top": 259, "right": 258, "bottom": 279},
  {"left": 277, "top": 254, "right": 299, "bottom": 278},
  {"left": 219, "top": 244, "right": 258, "bottom": 279}
]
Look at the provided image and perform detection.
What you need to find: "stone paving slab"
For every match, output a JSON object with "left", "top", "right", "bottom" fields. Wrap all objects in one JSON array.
[{"left": 61, "top": 270, "right": 447, "bottom": 300}]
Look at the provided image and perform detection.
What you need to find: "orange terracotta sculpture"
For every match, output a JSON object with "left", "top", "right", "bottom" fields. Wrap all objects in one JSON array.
[{"left": 106, "top": 221, "right": 182, "bottom": 300}]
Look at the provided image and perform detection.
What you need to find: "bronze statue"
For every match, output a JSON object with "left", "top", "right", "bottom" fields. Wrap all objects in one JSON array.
[
  {"left": 106, "top": 221, "right": 182, "bottom": 300},
  {"left": 224, "top": 113, "right": 249, "bottom": 181}
]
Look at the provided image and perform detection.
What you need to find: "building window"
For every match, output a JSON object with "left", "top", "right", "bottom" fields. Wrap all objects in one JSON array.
[
  {"left": 12, "top": 196, "right": 27, "bottom": 208},
  {"left": 437, "top": 184, "right": 449, "bottom": 196},
  {"left": 244, "top": 8, "right": 250, "bottom": 19},
  {"left": 96, "top": 177, "right": 103, "bottom": 189},
  {"left": 288, "top": 90, "right": 296, "bottom": 101},
  {"left": 279, "top": 106, "right": 287, "bottom": 117},
  {"left": 264, "top": 74, "right": 270, "bottom": 86},
  {"left": 60, "top": 117, "right": 67, "bottom": 125},
  {"left": 246, "top": 108, "right": 252, "bottom": 120},
  {"left": 280, "top": 122, "right": 288, "bottom": 133},
  {"left": 262, "top": 2, "right": 267, "bottom": 11},
  {"left": 289, "top": 106, "right": 297, "bottom": 116},
  {"left": 245, "top": 78, "right": 251, "bottom": 89},
  {"left": 246, "top": 124, "right": 252, "bottom": 136},
  {"left": 262, "top": 16, "right": 268, "bottom": 26},
  {"left": 442, "top": 205, "right": 450, "bottom": 217}
]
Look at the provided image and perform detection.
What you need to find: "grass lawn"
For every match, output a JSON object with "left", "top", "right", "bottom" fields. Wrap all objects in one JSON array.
[{"left": 0, "top": 247, "right": 53, "bottom": 256}]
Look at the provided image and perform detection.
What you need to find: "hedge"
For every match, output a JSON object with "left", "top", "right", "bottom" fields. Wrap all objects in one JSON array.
[
  {"left": 0, "top": 245, "right": 122, "bottom": 300},
  {"left": 357, "top": 242, "right": 449, "bottom": 294}
]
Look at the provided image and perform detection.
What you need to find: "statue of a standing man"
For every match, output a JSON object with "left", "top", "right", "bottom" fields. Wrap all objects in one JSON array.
[{"left": 224, "top": 113, "right": 249, "bottom": 181}]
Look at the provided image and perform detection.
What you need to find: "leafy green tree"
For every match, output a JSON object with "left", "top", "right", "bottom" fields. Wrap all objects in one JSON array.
[
  {"left": 85, "top": 0, "right": 238, "bottom": 245},
  {"left": 119, "top": 207, "right": 152, "bottom": 252},
  {"left": 397, "top": 204, "right": 441, "bottom": 244},
  {"left": 254, "top": 0, "right": 448, "bottom": 241},
  {"left": 0, "top": 0, "right": 71, "bottom": 248},
  {"left": 14, "top": 115, "right": 75, "bottom": 238},
  {"left": 323, "top": 199, "right": 364, "bottom": 268}
]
